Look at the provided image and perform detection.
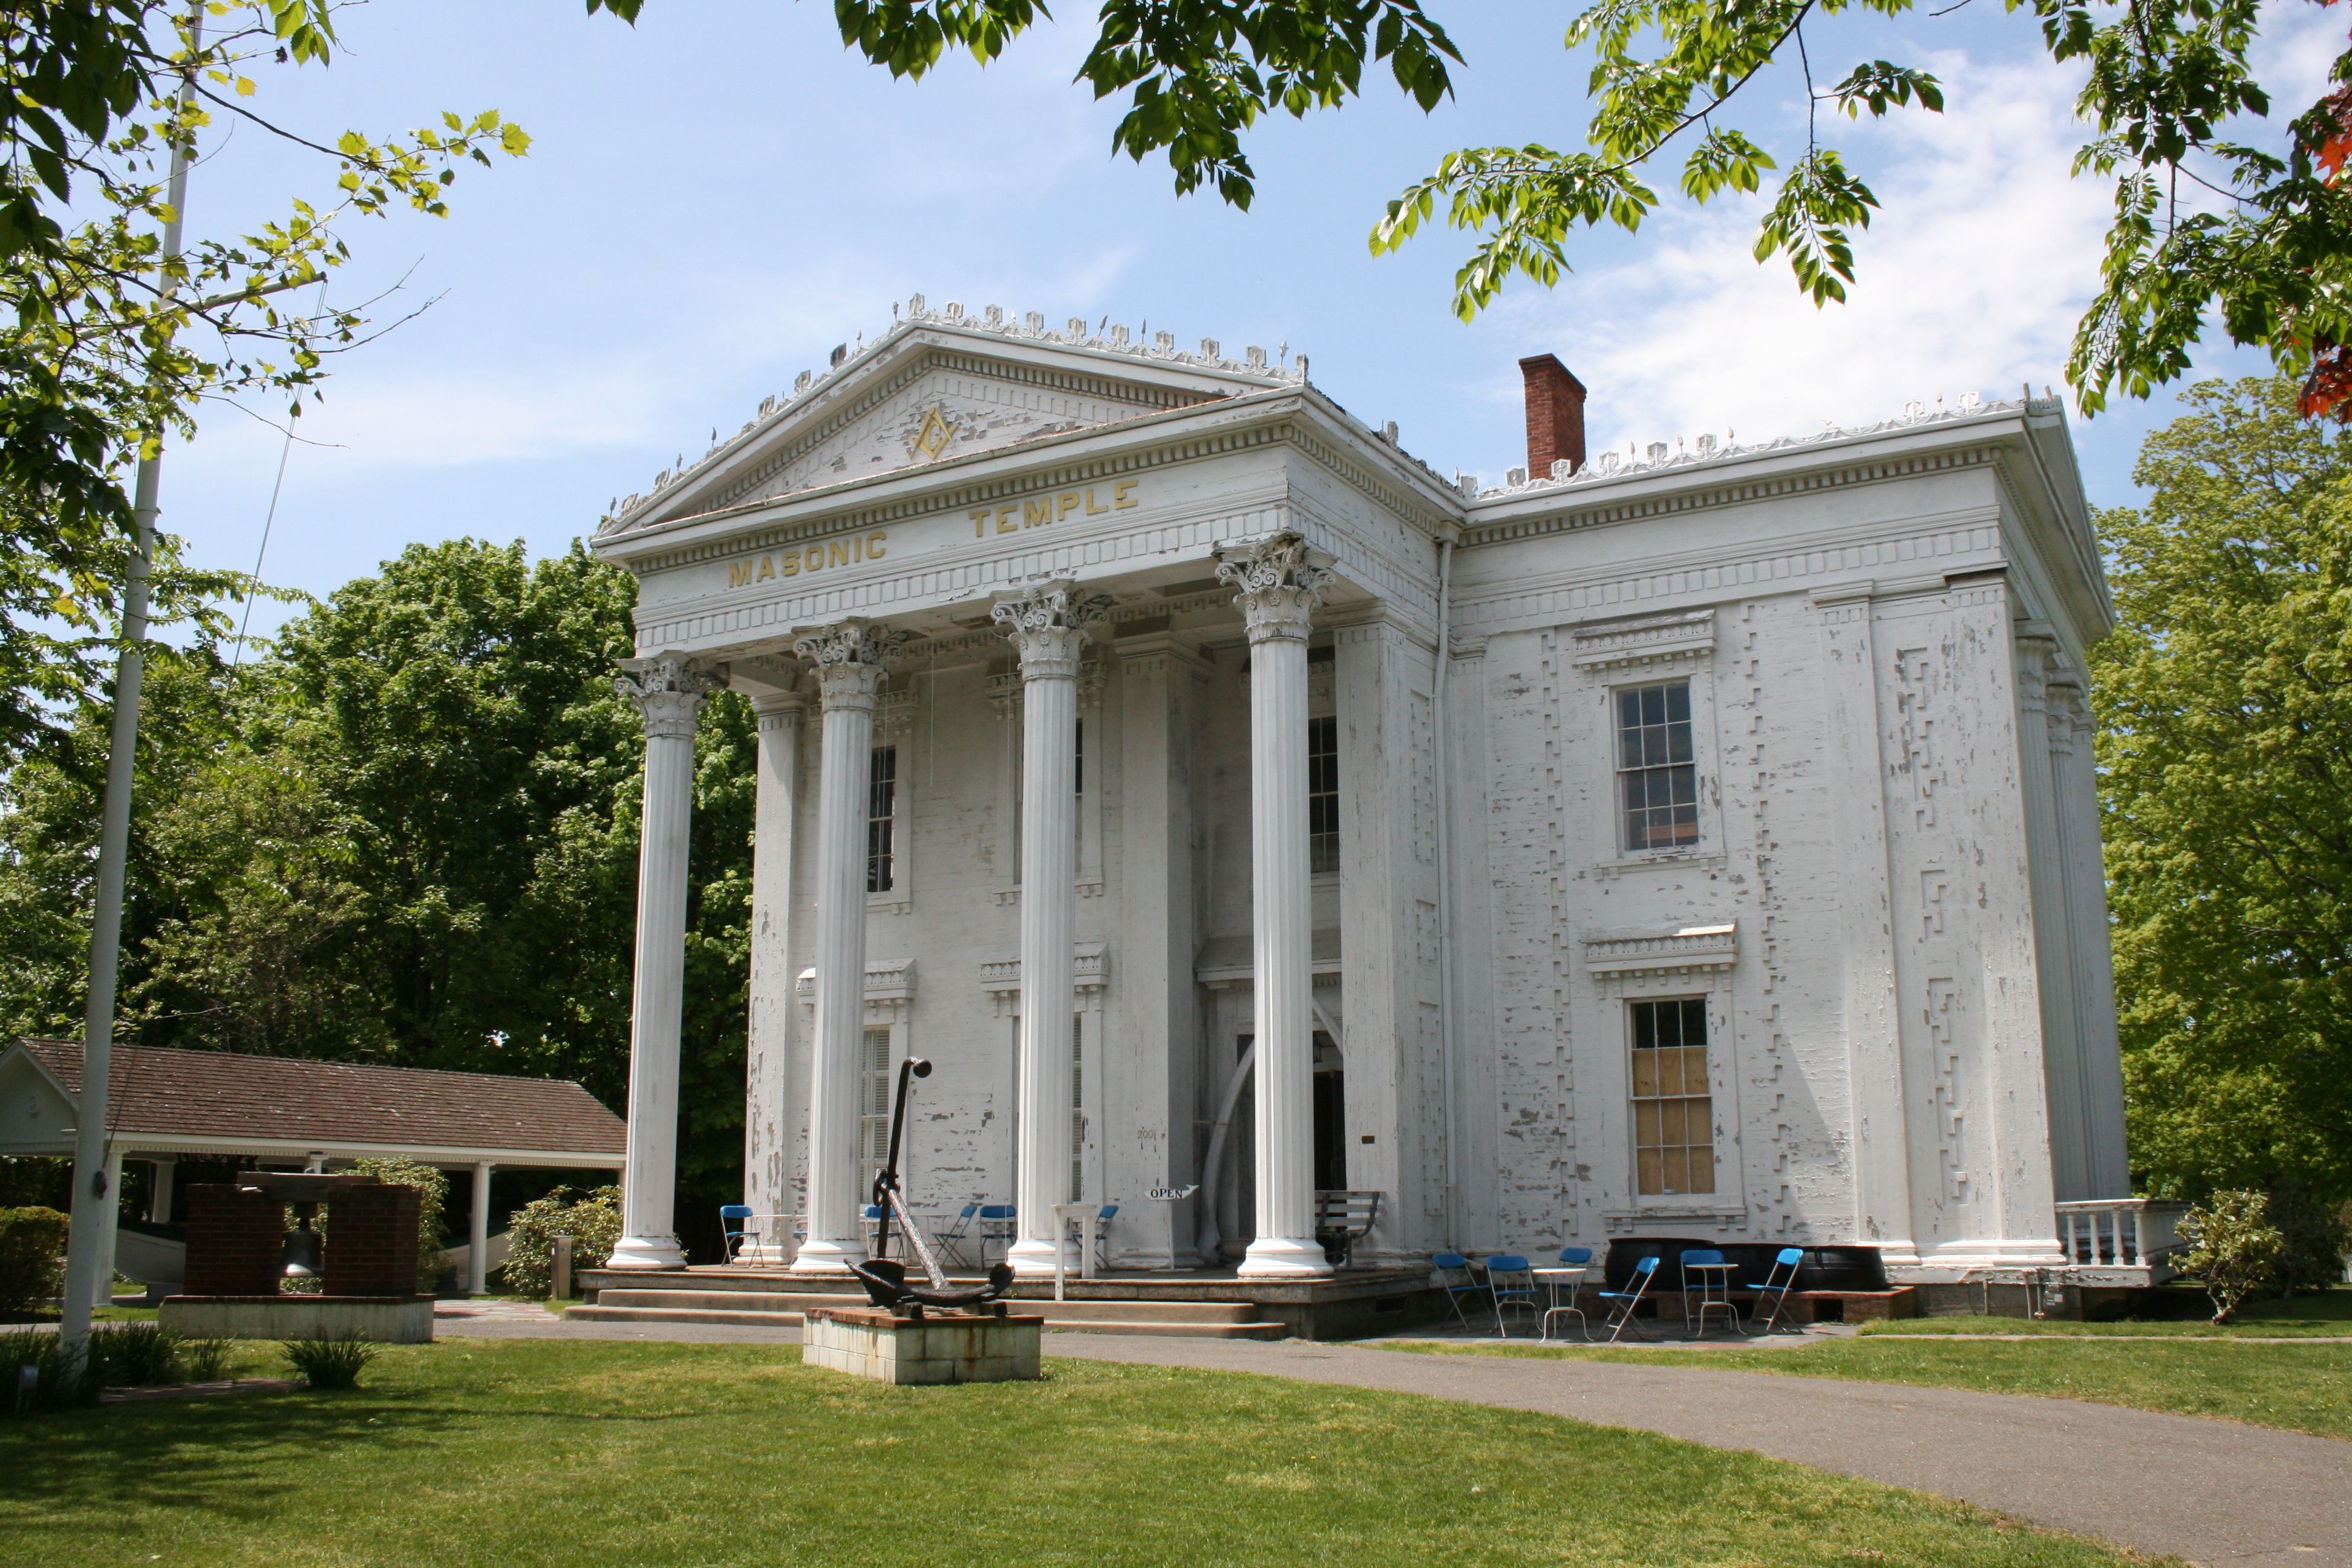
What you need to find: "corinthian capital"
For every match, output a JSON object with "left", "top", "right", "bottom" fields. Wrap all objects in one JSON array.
[
  {"left": 793, "top": 619, "right": 902, "bottom": 711},
  {"left": 1216, "top": 531, "right": 1333, "bottom": 645},
  {"left": 991, "top": 578, "right": 1111, "bottom": 679},
  {"left": 616, "top": 655, "right": 722, "bottom": 740}
]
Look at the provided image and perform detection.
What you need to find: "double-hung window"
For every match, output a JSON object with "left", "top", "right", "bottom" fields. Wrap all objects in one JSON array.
[
  {"left": 1308, "top": 715, "right": 1339, "bottom": 874},
  {"left": 867, "top": 745, "right": 897, "bottom": 893},
  {"left": 859, "top": 1027, "right": 893, "bottom": 1186},
  {"left": 1615, "top": 680, "right": 1697, "bottom": 854}
]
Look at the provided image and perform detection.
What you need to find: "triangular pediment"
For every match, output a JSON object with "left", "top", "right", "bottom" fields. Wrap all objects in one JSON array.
[{"left": 600, "top": 305, "right": 1298, "bottom": 537}]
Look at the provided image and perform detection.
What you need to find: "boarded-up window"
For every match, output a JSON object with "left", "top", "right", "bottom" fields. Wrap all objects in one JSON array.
[{"left": 1630, "top": 997, "right": 1715, "bottom": 1195}]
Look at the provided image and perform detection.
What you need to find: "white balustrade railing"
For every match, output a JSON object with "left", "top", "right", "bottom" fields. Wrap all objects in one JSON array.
[{"left": 2054, "top": 1198, "right": 2189, "bottom": 1269}]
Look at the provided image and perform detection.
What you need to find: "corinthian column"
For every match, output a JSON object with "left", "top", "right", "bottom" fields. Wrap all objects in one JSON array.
[
  {"left": 791, "top": 620, "right": 898, "bottom": 1275},
  {"left": 608, "top": 654, "right": 720, "bottom": 1271},
  {"left": 1218, "top": 533, "right": 1336, "bottom": 1278},
  {"left": 993, "top": 579, "right": 1110, "bottom": 1277},
  {"left": 738, "top": 663, "right": 803, "bottom": 1261}
]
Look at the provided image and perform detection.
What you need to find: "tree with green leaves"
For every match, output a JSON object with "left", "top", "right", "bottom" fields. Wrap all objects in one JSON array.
[
  {"left": 1, "top": 1, "right": 529, "bottom": 758},
  {"left": 0, "top": 537, "right": 759, "bottom": 1252},
  {"left": 2094, "top": 374, "right": 2352, "bottom": 1207},
  {"left": 589, "top": 0, "right": 2352, "bottom": 419}
]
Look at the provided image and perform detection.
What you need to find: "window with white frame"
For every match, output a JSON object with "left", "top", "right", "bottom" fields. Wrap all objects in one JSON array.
[
  {"left": 859, "top": 1026, "right": 893, "bottom": 1187},
  {"left": 1615, "top": 680, "right": 1698, "bottom": 854},
  {"left": 1628, "top": 996, "right": 1715, "bottom": 1195},
  {"left": 867, "top": 745, "right": 897, "bottom": 893},
  {"left": 1308, "top": 714, "right": 1339, "bottom": 874}
]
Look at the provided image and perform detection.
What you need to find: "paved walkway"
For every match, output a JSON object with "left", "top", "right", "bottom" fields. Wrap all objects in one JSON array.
[
  {"left": 431, "top": 1310, "right": 2349, "bottom": 1567},
  {"left": 1048, "top": 1334, "right": 2352, "bottom": 1568}
]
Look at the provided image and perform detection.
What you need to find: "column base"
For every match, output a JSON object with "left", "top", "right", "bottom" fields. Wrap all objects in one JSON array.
[
  {"left": 1237, "top": 1236, "right": 1333, "bottom": 1278},
  {"left": 604, "top": 1234, "right": 688, "bottom": 1271},
  {"left": 1005, "top": 1238, "right": 1076, "bottom": 1279},
  {"left": 790, "top": 1237, "right": 867, "bottom": 1276}
]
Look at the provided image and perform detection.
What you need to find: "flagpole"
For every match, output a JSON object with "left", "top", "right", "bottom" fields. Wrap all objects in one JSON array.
[{"left": 59, "top": 2, "right": 203, "bottom": 1370}]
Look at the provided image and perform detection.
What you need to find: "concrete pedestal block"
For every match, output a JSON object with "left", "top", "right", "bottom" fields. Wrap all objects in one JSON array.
[
  {"left": 158, "top": 1294, "right": 434, "bottom": 1343},
  {"left": 802, "top": 1307, "right": 1042, "bottom": 1384}
]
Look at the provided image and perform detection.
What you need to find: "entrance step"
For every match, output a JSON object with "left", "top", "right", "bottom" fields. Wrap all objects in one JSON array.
[{"left": 566, "top": 1294, "right": 1284, "bottom": 1340}]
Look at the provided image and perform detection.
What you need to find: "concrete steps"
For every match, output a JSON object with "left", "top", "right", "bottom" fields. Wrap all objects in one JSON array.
[{"left": 569, "top": 1288, "right": 1285, "bottom": 1339}]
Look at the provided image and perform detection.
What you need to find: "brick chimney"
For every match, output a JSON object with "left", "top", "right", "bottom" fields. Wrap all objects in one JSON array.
[{"left": 1519, "top": 354, "right": 1588, "bottom": 479}]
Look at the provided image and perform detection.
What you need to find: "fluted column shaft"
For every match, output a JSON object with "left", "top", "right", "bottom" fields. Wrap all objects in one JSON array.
[
  {"left": 1220, "top": 534, "right": 1335, "bottom": 1278},
  {"left": 993, "top": 581, "right": 1107, "bottom": 1277},
  {"left": 743, "top": 687, "right": 803, "bottom": 1259},
  {"left": 792, "top": 622, "right": 894, "bottom": 1274},
  {"left": 609, "top": 656, "right": 716, "bottom": 1270}
]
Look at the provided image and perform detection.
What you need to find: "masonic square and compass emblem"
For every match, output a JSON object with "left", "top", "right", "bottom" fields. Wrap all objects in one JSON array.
[{"left": 908, "top": 405, "right": 959, "bottom": 462}]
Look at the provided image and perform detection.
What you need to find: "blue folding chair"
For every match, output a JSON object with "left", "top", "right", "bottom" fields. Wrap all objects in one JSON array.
[
  {"left": 1431, "top": 1251, "right": 1483, "bottom": 1330},
  {"left": 1680, "top": 1248, "right": 1742, "bottom": 1337},
  {"left": 978, "top": 1204, "right": 1018, "bottom": 1266},
  {"left": 719, "top": 1204, "right": 755, "bottom": 1263},
  {"left": 1751, "top": 1247, "right": 1806, "bottom": 1334},
  {"left": 1542, "top": 1247, "right": 1595, "bottom": 1342},
  {"left": 1598, "top": 1255, "right": 1661, "bottom": 1342},
  {"left": 1482, "top": 1254, "right": 1540, "bottom": 1337},
  {"left": 1091, "top": 1203, "right": 1120, "bottom": 1272},
  {"left": 930, "top": 1203, "right": 981, "bottom": 1269}
]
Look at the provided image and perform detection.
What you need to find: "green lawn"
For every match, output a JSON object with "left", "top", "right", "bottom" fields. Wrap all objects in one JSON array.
[
  {"left": 1860, "top": 1289, "right": 2352, "bottom": 1338},
  {"left": 0, "top": 1339, "right": 2160, "bottom": 1568},
  {"left": 1383, "top": 1336, "right": 2351, "bottom": 1442}
]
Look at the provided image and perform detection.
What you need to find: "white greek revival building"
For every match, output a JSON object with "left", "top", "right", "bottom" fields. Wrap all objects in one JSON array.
[{"left": 588, "top": 298, "right": 2134, "bottom": 1289}]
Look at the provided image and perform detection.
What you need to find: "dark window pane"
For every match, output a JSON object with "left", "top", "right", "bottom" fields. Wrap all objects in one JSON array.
[{"left": 867, "top": 745, "right": 897, "bottom": 893}]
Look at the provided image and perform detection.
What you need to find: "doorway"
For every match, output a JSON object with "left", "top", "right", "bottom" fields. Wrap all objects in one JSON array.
[{"left": 1312, "top": 1031, "right": 1346, "bottom": 1192}]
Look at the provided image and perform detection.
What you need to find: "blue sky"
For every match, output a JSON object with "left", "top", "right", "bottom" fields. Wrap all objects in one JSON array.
[{"left": 165, "top": 1, "right": 2341, "bottom": 638}]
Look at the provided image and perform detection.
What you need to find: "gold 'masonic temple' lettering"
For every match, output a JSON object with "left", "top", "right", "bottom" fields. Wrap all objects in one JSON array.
[
  {"left": 972, "top": 479, "right": 1140, "bottom": 537},
  {"left": 726, "top": 530, "right": 888, "bottom": 589}
]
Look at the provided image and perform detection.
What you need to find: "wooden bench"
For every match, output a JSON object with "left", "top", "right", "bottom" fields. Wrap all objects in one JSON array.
[{"left": 1312, "top": 1191, "right": 1382, "bottom": 1267}]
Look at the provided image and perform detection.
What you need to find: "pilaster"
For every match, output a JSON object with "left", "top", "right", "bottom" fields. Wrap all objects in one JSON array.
[
  {"left": 1113, "top": 633, "right": 1206, "bottom": 1267},
  {"left": 1938, "top": 574, "right": 2060, "bottom": 1260},
  {"left": 2014, "top": 622, "right": 2088, "bottom": 1203},
  {"left": 1812, "top": 586, "right": 1918, "bottom": 1259},
  {"left": 1330, "top": 608, "right": 1441, "bottom": 1258},
  {"left": 2050, "top": 675, "right": 2131, "bottom": 1196}
]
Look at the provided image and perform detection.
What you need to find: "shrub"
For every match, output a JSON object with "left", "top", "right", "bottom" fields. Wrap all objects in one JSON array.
[
  {"left": 344, "top": 1157, "right": 449, "bottom": 1292},
  {"left": 0, "top": 1328, "right": 90, "bottom": 1414},
  {"left": 501, "top": 1185, "right": 623, "bottom": 1296},
  {"left": 88, "top": 1323, "right": 182, "bottom": 1387},
  {"left": 0, "top": 1206, "right": 70, "bottom": 1315},
  {"left": 283, "top": 1333, "right": 378, "bottom": 1390},
  {"left": 2267, "top": 1183, "right": 2351, "bottom": 1297},
  {"left": 2178, "top": 1189, "right": 2285, "bottom": 1323}
]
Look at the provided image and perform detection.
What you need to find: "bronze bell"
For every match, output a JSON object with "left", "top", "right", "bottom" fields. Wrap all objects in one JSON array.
[{"left": 282, "top": 1204, "right": 323, "bottom": 1279}]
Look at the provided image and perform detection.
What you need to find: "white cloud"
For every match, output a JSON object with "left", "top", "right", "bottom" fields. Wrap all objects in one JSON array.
[{"left": 1478, "top": 48, "right": 2111, "bottom": 464}]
